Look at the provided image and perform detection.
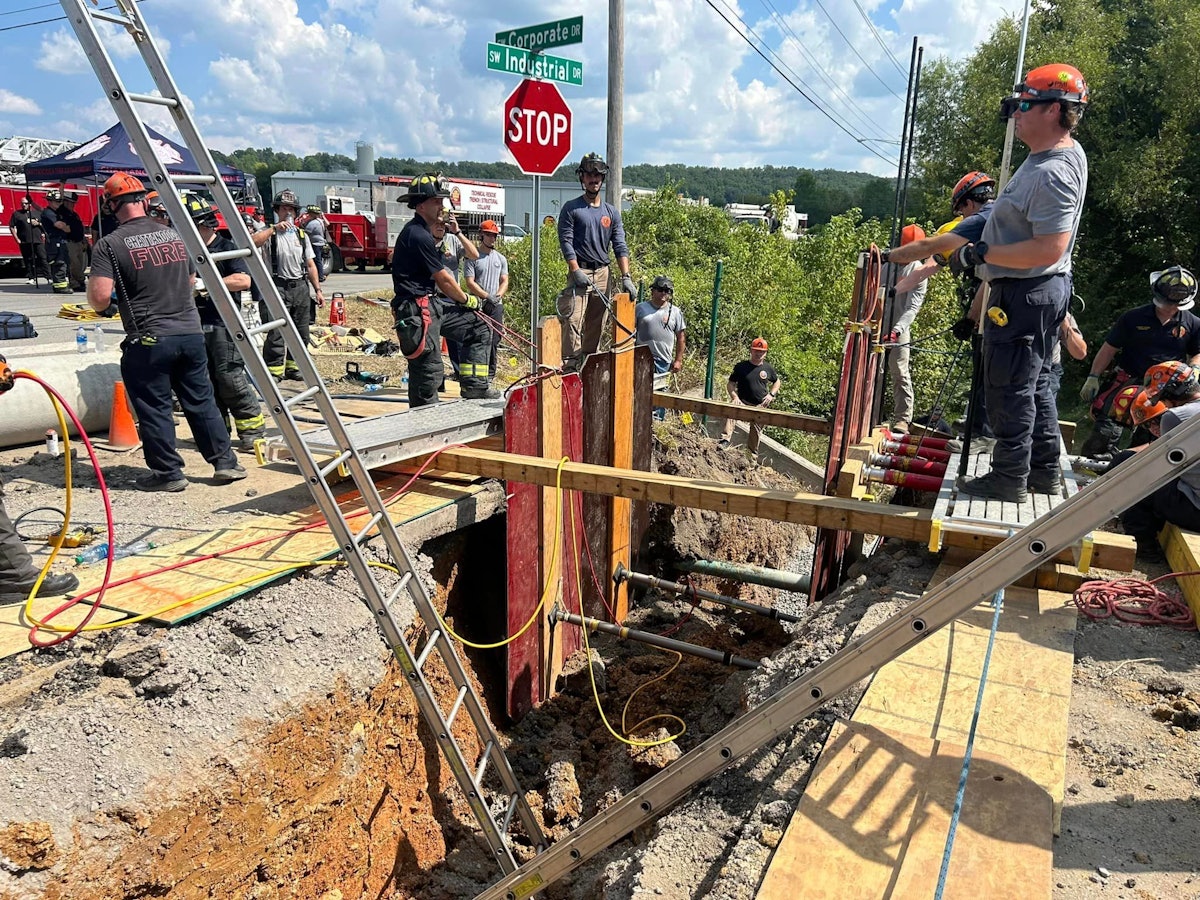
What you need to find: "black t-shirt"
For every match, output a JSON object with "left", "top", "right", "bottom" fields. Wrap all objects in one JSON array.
[
  {"left": 391, "top": 216, "right": 442, "bottom": 308},
  {"left": 195, "top": 233, "right": 251, "bottom": 326},
  {"left": 729, "top": 360, "right": 779, "bottom": 405},
  {"left": 1105, "top": 303, "right": 1200, "bottom": 379},
  {"left": 8, "top": 209, "right": 38, "bottom": 243},
  {"left": 89, "top": 212, "right": 120, "bottom": 239},
  {"left": 60, "top": 206, "right": 86, "bottom": 241},
  {"left": 41, "top": 206, "right": 65, "bottom": 246},
  {"left": 91, "top": 216, "right": 200, "bottom": 338}
]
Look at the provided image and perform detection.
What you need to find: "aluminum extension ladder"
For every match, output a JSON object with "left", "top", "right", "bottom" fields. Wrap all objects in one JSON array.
[{"left": 59, "top": 0, "right": 544, "bottom": 873}]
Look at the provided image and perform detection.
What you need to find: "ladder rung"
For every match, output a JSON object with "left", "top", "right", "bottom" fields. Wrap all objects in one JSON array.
[
  {"left": 499, "top": 793, "right": 519, "bottom": 833},
  {"left": 474, "top": 740, "right": 495, "bottom": 787},
  {"left": 317, "top": 450, "right": 352, "bottom": 480},
  {"left": 386, "top": 571, "right": 413, "bottom": 608},
  {"left": 284, "top": 385, "right": 321, "bottom": 408},
  {"left": 445, "top": 685, "right": 468, "bottom": 730},
  {"left": 353, "top": 511, "right": 384, "bottom": 546},
  {"left": 211, "top": 248, "right": 253, "bottom": 262},
  {"left": 415, "top": 629, "right": 441, "bottom": 673},
  {"left": 248, "top": 317, "right": 286, "bottom": 338},
  {"left": 89, "top": 9, "right": 133, "bottom": 26},
  {"left": 172, "top": 175, "right": 217, "bottom": 185},
  {"left": 127, "top": 92, "right": 179, "bottom": 108}
]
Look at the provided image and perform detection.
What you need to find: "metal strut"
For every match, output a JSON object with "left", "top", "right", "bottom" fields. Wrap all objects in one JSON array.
[
  {"left": 58, "top": 0, "right": 544, "bottom": 873},
  {"left": 477, "top": 411, "right": 1200, "bottom": 897}
]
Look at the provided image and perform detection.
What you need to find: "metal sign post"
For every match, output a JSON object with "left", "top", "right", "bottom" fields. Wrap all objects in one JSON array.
[{"left": 532, "top": 175, "right": 541, "bottom": 362}]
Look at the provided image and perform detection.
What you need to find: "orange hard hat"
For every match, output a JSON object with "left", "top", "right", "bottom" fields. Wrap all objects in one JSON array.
[
  {"left": 900, "top": 224, "right": 926, "bottom": 245},
  {"left": 751, "top": 337, "right": 769, "bottom": 351},
  {"left": 951, "top": 171, "right": 996, "bottom": 213},
  {"left": 1018, "top": 63, "right": 1089, "bottom": 105},
  {"left": 103, "top": 171, "right": 146, "bottom": 202},
  {"left": 1130, "top": 390, "right": 1169, "bottom": 428},
  {"left": 480, "top": 220, "right": 500, "bottom": 234}
]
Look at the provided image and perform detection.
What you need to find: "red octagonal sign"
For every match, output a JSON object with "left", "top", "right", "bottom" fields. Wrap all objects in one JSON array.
[{"left": 504, "top": 79, "right": 572, "bottom": 176}]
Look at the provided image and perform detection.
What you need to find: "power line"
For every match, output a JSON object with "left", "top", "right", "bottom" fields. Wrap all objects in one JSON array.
[
  {"left": 704, "top": 0, "right": 897, "bottom": 166},
  {"left": 810, "top": 0, "right": 905, "bottom": 100},
  {"left": 758, "top": 0, "right": 894, "bottom": 144},
  {"left": 0, "top": 1, "right": 153, "bottom": 33},
  {"left": 0, "top": 3, "right": 60, "bottom": 18},
  {"left": 850, "top": 0, "right": 909, "bottom": 79}
]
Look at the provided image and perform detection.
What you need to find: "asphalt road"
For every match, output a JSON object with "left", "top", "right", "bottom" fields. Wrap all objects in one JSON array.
[{"left": 0, "top": 269, "right": 395, "bottom": 351}]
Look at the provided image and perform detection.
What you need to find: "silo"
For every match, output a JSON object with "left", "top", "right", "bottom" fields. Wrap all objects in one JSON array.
[{"left": 356, "top": 141, "right": 375, "bottom": 178}]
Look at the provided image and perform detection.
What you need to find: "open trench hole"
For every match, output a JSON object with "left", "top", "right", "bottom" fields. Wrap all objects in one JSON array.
[{"left": 6, "top": 430, "right": 830, "bottom": 900}]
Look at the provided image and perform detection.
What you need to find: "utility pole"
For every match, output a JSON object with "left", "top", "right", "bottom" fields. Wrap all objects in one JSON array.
[{"left": 605, "top": 0, "right": 624, "bottom": 205}]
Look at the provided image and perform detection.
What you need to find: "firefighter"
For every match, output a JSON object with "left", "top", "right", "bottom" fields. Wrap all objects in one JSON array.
[
  {"left": 251, "top": 189, "right": 324, "bottom": 380},
  {"left": 87, "top": 171, "right": 245, "bottom": 492},
  {"left": 879, "top": 224, "right": 929, "bottom": 434},
  {"left": 60, "top": 194, "right": 88, "bottom": 291},
  {"left": 555, "top": 152, "right": 636, "bottom": 367},
  {"left": 464, "top": 219, "right": 508, "bottom": 377},
  {"left": 1078, "top": 267, "right": 1200, "bottom": 458},
  {"left": 184, "top": 192, "right": 267, "bottom": 452},
  {"left": 952, "top": 64, "right": 1090, "bottom": 504},
  {"left": 391, "top": 174, "right": 498, "bottom": 406},
  {"left": 41, "top": 190, "right": 72, "bottom": 294},
  {"left": 0, "top": 353, "right": 80, "bottom": 601}
]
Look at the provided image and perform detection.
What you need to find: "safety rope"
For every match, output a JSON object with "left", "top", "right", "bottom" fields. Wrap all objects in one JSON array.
[
  {"left": 934, "top": 587, "right": 1005, "bottom": 899},
  {"left": 1073, "top": 572, "right": 1197, "bottom": 630}
]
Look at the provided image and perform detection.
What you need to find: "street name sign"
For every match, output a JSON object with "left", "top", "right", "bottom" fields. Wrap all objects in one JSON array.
[
  {"left": 495, "top": 16, "right": 583, "bottom": 52},
  {"left": 486, "top": 42, "right": 583, "bottom": 86}
]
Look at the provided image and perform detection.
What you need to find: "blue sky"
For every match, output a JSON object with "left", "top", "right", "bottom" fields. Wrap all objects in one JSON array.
[{"left": 0, "top": 0, "right": 1015, "bottom": 176}]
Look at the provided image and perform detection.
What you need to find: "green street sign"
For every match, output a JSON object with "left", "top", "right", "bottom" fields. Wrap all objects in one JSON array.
[
  {"left": 495, "top": 16, "right": 583, "bottom": 52},
  {"left": 486, "top": 42, "right": 583, "bottom": 86}
]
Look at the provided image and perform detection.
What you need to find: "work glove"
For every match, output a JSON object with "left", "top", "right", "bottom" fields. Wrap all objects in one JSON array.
[
  {"left": 569, "top": 268, "right": 590, "bottom": 289},
  {"left": 482, "top": 297, "right": 501, "bottom": 318},
  {"left": 886, "top": 286, "right": 897, "bottom": 301},
  {"left": 881, "top": 330, "right": 900, "bottom": 345},
  {"left": 1079, "top": 374, "right": 1101, "bottom": 403},
  {"left": 950, "top": 242, "right": 986, "bottom": 277},
  {"left": 621, "top": 274, "right": 637, "bottom": 298},
  {"left": 880, "top": 248, "right": 892, "bottom": 263},
  {"left": 462, "top": 296, "right": 480, "bottom": 310},
  {"left": 951, "top": 317, "right": 976, "bottom": 341}
]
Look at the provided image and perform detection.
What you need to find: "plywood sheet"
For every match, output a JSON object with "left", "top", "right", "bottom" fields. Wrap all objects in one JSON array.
[
  {"left": 757, "top": 721, "right": 1053, "bottom": 900},
  {"left": 1, "top": 598, "right": 126, "bottom": 659},
  {"left": 853, "top": 567, "right": 1076, "bottom": 829}
]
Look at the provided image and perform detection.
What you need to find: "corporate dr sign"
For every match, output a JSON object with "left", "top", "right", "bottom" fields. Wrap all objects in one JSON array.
[{"left": 495, "top": 16, "right": 583, "bottom": 53}]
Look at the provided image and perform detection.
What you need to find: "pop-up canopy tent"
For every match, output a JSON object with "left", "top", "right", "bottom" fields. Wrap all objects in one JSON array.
[{"left": 23, "top": 122, "right": 245, "bottom": 191}]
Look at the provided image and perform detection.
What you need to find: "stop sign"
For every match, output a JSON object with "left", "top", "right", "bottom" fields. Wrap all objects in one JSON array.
[{"left": 504, "top": 79, "right": 572, "bottom": 176}]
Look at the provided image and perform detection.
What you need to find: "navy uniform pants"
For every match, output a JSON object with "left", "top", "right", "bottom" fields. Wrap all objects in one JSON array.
[
  {"left": 0, "top": 481, "right": 38, "bottom": 593},
  {"left": 261, "top": 279, "right": 312, "bottom": 375},
  {"left": 982, "top": 273, "right": 1070, "bottom": 484},
  {"left": 404, "top": 301, "right": 492, "bottom": 407},
  {"left": 121, "top": 333, "right": 238, "bottom": 479},
  {"left": 1121, "top": 480, "right": 1200, "bottom": 545},
  {"left": 205, "top": 324, "right": 265, "bottom": 443}
]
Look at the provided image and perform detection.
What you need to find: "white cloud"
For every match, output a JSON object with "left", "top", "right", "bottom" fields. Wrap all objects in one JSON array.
[
  {"left": 14, "top": 1, "right": 1019, "bottom": 176},
  {"left": 0, "top": 90, "right": 41, "bottom": 116}
]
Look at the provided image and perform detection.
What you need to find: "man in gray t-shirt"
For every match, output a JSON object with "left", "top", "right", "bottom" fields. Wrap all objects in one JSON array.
[
  {"left": 635, "top": 275, "right": 686, "bottom": 376},
  {"left": 464, "top": 220, "right": 508, "bottom": 376},
  {"left": 952, "top": 63, "right": 1090, "bottom": 504}
]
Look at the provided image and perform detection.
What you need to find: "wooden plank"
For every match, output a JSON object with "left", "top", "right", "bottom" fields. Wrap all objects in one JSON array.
[
  {"left": 610, "top": 295, "right": 636, "bottom": 622},
  {"left": 433, "top": 448, "right": 1137, "bottom": 571},
  {"left": 581, "top": 353, "right": 614, "bottom": 620},
  {"left": 629, "top": 346, "right": 654, "bottom": 588},
  {"left": 539, "top": 317, "right": 568, "bottom": 699},
  {"left": 1058, "top": 418, "right": 1076, "bottom": 451},
  {"left": 506, "top": 384, "right": 542, "bottom": 721},
  {"left": 654, "top": 393, "right": 832, "bottom": 434},
  {"left": 758, "top": 721, "right": 1053, "bottom": 900},
  {"left": 854, "top": 564, "right": 1077, "bottom": 831},
  {"left": 1160, "top": 523, "right": 1200, "bottom": 623},
  {"left": 1, "top": 598, "right": 127, "bottom": 660},
  {"left": 836, "top": 459, "right": 866, "bottom": 500}
]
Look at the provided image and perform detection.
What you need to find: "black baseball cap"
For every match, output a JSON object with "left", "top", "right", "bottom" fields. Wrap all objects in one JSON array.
[{"left": 651, "top": 275, "right": 674, "bottom": 292}]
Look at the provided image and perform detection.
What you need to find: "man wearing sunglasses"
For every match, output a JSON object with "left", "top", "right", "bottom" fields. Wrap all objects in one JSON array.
[{"left": 950, "top": 63, "right": 1090, "bottom": 504}]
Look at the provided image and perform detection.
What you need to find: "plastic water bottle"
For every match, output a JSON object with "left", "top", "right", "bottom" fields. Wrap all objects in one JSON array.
[
  {"left": 92, "top": 324, "right": 104, "bottom": 353},
  {"left": 76, "top": 325, "right": 88, "bottom": 354},
  {"left": 75, "top": 538, "right": 155, "bottom": 566}
]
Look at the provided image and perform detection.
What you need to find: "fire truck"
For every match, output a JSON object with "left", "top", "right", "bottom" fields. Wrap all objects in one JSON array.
[
  {"left": 0, "top": 183, "right": 102, "bottom": 271},
  {"left": 271, "top": 173, "right": 506, "bottom": 274}
]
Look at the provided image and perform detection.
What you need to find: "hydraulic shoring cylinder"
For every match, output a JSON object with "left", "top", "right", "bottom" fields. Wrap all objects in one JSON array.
[
  {"left": 892, "top": 432, "right": 951, "bottom": 450},
  {"left": 880, "top": 439, "right": 952, "bottom": 464},
  {"left": 548, "top": 607, "right": 761, "bottom": 670},
  {"left": 675, "top": 558, "right": 810, "bottom": 595},
  {"left": 870, "top": 453, "right": 947, "bottom": 476},
  {"left": 613, "top": 563, "right": 802, "bottom": 623},
  {"left": 864, "top": 466, "right": 943, "bottom": 492}
]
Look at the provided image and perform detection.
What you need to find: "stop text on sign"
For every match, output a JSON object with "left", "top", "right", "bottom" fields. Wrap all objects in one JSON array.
[{"left": 507, "top": 107, "right": 568, "bottom": 148}]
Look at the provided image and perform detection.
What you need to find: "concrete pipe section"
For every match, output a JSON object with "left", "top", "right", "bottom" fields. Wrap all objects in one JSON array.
[{"left": 0, "top": 342, "right": 122, "bottom": 447}]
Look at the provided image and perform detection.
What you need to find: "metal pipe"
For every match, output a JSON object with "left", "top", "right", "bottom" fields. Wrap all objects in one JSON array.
[
  {"left": 613, "top": 563, "right": 802, "bottom": 623},
  {"left": 675, "top": 558, "right": 810, "bottom": 595},
  {"left": 549, "top": 607, "right": 761, "bottom": 670},
  {"left": 704, "top": 259, "right": 723, "bottom": 402}
]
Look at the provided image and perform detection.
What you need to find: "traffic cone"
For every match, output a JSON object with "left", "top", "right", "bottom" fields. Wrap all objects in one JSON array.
[{"left": 102, "top": 380, "right": 140, "bottom": 451}]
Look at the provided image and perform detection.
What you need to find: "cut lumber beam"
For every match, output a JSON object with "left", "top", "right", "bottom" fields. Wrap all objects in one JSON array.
[{"left": 653, "top": 392, "right": 832, "bottom": 434}]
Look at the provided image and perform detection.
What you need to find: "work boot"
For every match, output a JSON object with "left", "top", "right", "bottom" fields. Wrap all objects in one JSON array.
[
  {"left": 136, "top": 473, "right": 188, "bottom": 492},
  {"left": 53, "top": 286, "right": 73, "bottom": 295},
  {"left": 461, "top": 385, "right": 502, "bottom": 400},
  {"left": 0, "top": 572, "right": 80, "bottom": 602},
  {"left": 955, "top": 472, "right": 1027, "bottom": 504},
  {"left": 1028, "top": 468, "right": 1063, "bottom": 494},
  {"left": 238, "top": 431, "right": 265, "bottom": 453},
  {"left": 891, "top": 420, "right": 910, "bottom": 435},
  {"left": 214, "top": 464, "right": 248, "bottom": 483},
  {"left": 946, "top": 435, "right": 996, "bottom": 454}
]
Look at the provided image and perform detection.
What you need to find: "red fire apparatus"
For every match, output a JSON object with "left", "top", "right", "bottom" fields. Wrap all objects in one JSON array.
[{"left": 0, "top": 184, "right": 102, "bottom": 270}]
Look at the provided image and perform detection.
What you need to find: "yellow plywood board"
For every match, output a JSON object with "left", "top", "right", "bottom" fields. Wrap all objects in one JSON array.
[
  {"left": 66, "top": 477, "right": 488, "bottom": 627},
  {"left": 757, "top": 721, "right": 1053, "bottom": 900},
  {"left": 1, "top": 597, "right": 127, "bottom": 659},
  {"left": 1160, "top": 523, "right": 1200, "bottom": 624},
  {"left": 853, "top": 570, "right": 1076, "bottom": 828}
]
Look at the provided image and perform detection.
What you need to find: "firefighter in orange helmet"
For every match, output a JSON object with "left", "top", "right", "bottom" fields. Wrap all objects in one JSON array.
[{"left": 464, "top": 219, "right": 509, "bottom": 377}]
